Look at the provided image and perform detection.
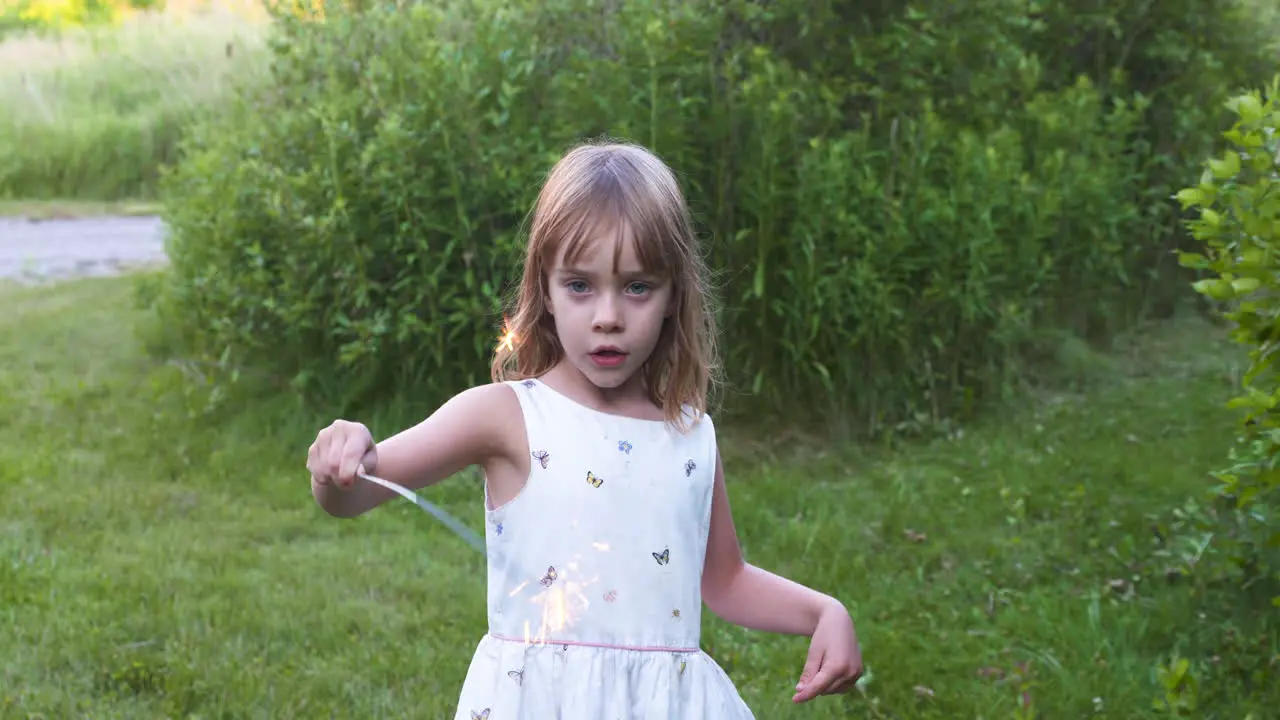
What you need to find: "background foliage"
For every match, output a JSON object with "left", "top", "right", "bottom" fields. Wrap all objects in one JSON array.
[
  {"left": 2, "top": 0, "right": 1278, "bottom": 715},
  {"left": 150, "top": 0, "right": 1279, "bottom": 436},
  {"left": 0, "top": 0, "right": 268, "bottom": 200},
  {"left": 1176, "top": 79, "right": 1280, "bottom": 605},
  {"left": 1, "top": 0, "right": 159, "bottom": 34}
]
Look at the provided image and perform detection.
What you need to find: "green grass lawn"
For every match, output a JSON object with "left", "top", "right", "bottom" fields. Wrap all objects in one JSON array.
[{"left": 2, "top": 275, "right": 1276, "bottom": 718}]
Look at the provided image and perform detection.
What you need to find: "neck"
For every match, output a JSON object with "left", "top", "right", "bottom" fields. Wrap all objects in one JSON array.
[{"left": 543, "top": 361, "right": 656, "bottom": 414}]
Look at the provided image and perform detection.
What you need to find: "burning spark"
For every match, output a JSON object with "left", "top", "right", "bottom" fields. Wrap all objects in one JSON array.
[
  {"left": 497, "top": 317, "right": 517, "bottom": 353},
  {"left": 548, "top": 588, "right": 569, "bottom": 630},
  {"left": 522, "top": 564, "right": 599, "bottom": 646}
]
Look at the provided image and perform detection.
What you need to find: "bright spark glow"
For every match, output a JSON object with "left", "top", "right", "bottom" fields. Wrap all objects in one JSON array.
[
  {"left": 497, "top": 316, "right": 517, "bottom": 353},
  {"left": 520, "top": 563, "right": 600, "bottom": 646}
]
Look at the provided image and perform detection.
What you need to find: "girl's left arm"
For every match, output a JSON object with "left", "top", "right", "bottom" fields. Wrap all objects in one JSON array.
[
  {"left": 700, "top": 450, "right": 839, "bottom": 633},
  {"left": 701, "top": 450, "right": 864, "bottom": 703}
]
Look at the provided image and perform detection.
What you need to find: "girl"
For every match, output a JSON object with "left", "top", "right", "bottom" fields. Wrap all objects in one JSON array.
[{"left": 306, "top": 141, "right": 863, "bottom": 719}]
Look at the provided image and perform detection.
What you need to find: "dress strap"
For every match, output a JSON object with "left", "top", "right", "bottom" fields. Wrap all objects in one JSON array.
[{"left": 502, "top": 378, "right": 560, "bottom": 475}]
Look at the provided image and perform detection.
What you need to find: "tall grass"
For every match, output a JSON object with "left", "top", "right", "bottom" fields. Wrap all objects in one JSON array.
[{"left": 0, "top": 0, "right": 268, "bottom": 201}]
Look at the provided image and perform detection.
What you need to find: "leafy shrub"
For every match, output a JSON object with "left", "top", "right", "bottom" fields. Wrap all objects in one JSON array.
[
  {"left": 150, "top": 0, "right": 1280, "bottom": 431},
  {"left": 1176, "top": 78, "right": 1280, "bottom": 606}
]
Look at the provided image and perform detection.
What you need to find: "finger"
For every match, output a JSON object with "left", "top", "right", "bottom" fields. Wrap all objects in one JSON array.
[
  {"left": 305, "top": 442, "right": 318, "bottom": 476},
  {"left": 326, "top": 435, "right": 346, "bottom": 486},
  {"left": 795, "top": 642, "right": 824, "bottom": 691},
  {"left": 826, "top": 671, "right": 859, "bottom": 695},
  {"left": 358, "top": 447, "right": 377, "bottom": 477},
  {"left": 307, "top": 437, "right": 325, "bottom": 482},
  {"left": 793, "top": 662, "right": 840, "bottom": 703},
  {"left": 845, "top": 663, "right": 866, "bottom": 691},
  {"left": 337, "top": 433, "right": 369, "bottom": 486},
  {"left": 307, "top": 441, "right": 329, "bottom": 481}
]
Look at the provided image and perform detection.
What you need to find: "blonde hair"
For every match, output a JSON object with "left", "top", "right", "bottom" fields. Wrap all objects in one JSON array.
[{"left": 491, "top": 140, "right": 719, "bottom": 429}]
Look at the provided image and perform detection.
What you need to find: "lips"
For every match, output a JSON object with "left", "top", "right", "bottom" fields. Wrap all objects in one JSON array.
[{"left": 589, "top": 346, "right": 628, "bottom": 367}]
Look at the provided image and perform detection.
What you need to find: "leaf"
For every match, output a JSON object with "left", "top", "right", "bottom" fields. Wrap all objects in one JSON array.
[
  {"left": 1192, "top": 278, "right": 1233, "bottom": 300},
  {"left": 811, "top": 361, "right": 833, "bottom": 391},
  {"left": 1175, "top": 187, "right": 1209, "bottom": 209},
  {"left": 1232, "top": 277, "right": 1261, "bottom": 295},
  {"left": 1176, "top": 251, "right": 1209, "bottom": 269},
  {"left": 1235, "top": 92, "right": 1265, "bottom": 123},
  {"left": 1209, "top": 151, "right": 1241, "bottom": 180}
]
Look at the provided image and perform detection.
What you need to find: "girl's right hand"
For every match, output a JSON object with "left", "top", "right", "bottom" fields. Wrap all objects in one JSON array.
[{"left": 307, "top": 419, "right": 377, "bottom": 489}]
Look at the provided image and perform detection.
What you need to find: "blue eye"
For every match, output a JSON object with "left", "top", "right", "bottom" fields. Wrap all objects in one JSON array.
[
  {"left": 626, "top": 282, "right": 650, "bottom": 295},
  {"left": 567, "top": 280, "right": 589, "bottom": 294}
]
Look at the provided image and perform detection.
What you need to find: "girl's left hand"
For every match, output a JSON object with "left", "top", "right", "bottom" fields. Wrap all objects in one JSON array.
[{"left": 793, "top": 599, "right": 863, "bottom": 704}]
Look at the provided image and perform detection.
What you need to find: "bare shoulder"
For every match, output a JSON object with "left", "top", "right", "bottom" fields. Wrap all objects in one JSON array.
[
  {"left": 460, "top": 380, "right": 525, "bottom": 439},
  {"left": 371, "top": 381, "right": 526, "bottom": 492},
  {"left": 450, "top": 380, "right": 522, "bottom": 413},
  {"left": 436, "top": 381, "right": 526, "bottom": 456}
]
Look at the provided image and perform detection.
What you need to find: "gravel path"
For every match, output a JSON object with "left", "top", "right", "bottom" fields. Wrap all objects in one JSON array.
[{"left": 0, "top": 216, "right": 169, "bottom": 284}]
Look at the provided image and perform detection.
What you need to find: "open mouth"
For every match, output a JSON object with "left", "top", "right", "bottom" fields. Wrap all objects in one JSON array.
[{"left": 589, "top": 349, "right": 627, "bottom": 367}]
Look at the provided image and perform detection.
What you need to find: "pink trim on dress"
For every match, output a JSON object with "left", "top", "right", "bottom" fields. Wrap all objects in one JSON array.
[{"left": 488, "top": 632, "right": 698, "bottom": 654}]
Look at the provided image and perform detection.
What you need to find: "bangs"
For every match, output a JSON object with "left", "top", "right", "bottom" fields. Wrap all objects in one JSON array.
[
  {"left": 537, "top": 159, "right": 677, "bottom": 278},
  {"left": 495, "top": 140, "right": 717, "bottom": 427}
]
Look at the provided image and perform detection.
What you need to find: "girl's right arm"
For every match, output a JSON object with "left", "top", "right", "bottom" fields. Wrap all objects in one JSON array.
[{"left": 307, "top": 382, "right": 518, "bottom": 518}]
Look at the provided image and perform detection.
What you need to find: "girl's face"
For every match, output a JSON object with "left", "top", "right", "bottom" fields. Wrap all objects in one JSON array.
[{"left": 544, "top": 224, "right": 674, "bottom": 393}]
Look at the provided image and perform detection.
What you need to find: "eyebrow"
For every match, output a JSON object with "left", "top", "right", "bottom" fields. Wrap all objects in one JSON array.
[{"left": 555, "top": 267, "right": 658, "bottom": 279}]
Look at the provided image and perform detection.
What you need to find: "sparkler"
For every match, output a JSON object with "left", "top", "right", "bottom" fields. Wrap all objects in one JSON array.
[
  {"left": 497, "top": 317, "right": 517, "bottom": 353},
  {"left": 357, "top": 469, "right": 596, "bottom": 644},
  {"left": 352, "top": 323, "right": 606, "bottom": 645},
  {"left": 357, "top": 470, "right": 485, "bottom": 552},
  {"left": 356, "top": 319, "right": 517, "bottom": 550}
]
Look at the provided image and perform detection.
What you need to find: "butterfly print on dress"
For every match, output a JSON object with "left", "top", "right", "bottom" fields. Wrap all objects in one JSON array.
[{"left": 532, "top": 450, "right": 550, "bottom": 469}]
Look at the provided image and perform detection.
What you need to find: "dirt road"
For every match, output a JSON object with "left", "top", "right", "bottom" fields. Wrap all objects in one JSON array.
[{"left": 0, "top": 216, "right": 168, "bottom": 284}]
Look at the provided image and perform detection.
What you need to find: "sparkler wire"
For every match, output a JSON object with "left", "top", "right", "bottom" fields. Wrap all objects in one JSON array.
[{"left": 357, "top": 470, "right": 486, "bottom": 553}]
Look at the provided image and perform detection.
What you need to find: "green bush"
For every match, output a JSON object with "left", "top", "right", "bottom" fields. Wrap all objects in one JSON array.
[
  {"left": 1176, "top": 78, "right": 1280, "bottom": 606},
  {"left": 150, "top": 0, "right": 1280, "bottom": 431}
]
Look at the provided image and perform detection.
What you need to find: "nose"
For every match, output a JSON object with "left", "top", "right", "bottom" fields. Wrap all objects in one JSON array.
[{"left": 592, "top": 294, "right": 623, "bottom": 332}]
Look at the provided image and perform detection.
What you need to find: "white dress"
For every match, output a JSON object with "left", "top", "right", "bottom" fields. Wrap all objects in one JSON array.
[{"left": 452, "top": 378, "right": 757, "bottom": 719}]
